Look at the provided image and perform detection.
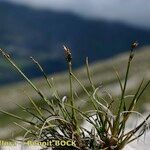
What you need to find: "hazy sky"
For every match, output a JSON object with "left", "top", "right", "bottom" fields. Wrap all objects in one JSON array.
[{"left": 5, "top": 0, "right": 150, "bottom": 29}]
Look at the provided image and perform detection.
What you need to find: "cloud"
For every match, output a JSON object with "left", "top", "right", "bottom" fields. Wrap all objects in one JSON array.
[{"left": 6, "top": 0, "right": 150, "bottom": 29}]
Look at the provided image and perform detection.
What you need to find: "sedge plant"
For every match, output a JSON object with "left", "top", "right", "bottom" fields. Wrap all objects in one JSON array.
[{"left": 0, "top": 42, "right": 149, "bottom": 150}]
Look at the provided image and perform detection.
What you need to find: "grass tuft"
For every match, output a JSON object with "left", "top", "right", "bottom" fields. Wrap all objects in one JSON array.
[{"left": 0, "top": 42, "right": 149, "bottom": 150}]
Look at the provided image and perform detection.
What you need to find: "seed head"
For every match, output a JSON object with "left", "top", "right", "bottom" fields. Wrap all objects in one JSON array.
[
  {"left": 131, "top": 41, "right": 138, "bottom": 50},
  {"left": 63, "top": 45, "right": 72, "bottom": 63},
  {"left": 129, "top": 41, "right": 138, "bottom": 61}
]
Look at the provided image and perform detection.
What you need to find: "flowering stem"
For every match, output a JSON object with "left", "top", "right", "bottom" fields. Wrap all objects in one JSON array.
[
  {"left": 68, "top": 62, "right": 75, "bottom": 117},
  {"left": 113, "top": 42, "right": 138, "bottom": 136}
]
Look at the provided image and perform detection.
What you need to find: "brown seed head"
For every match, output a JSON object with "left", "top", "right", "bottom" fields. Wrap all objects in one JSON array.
[
  {"left": 129, "top": 41, "right": 138, "bottom": 61},
  {"left": 63, "top": 45, "right": 72, "bottom": 63},
  {"left": 131, "top": 41, "right": 138, "bottom": 50}
]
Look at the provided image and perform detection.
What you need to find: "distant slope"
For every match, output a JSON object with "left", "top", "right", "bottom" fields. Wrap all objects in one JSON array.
[{"left": 0, "top": 1, "right": 150, "bottom": 84}]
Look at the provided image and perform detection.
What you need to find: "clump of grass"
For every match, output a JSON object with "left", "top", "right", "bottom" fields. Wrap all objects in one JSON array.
[{"left": 0, "top": 42, "right": 150, "bottom": 150}]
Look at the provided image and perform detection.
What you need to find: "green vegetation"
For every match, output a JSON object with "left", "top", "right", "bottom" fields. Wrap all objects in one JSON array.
[{"left": 0, "top": 42, "right": 149, "bottom": 150}]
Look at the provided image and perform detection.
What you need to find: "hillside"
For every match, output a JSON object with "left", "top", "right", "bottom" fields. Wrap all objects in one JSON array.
[
  {"left": 1, "top": 1, "right": 150, "bottom": 84},
  {"left": 0, "top": 46, "right": 149, "bottom": 138}
]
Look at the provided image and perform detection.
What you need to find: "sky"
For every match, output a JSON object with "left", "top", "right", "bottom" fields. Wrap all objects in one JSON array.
[{"left": 5, "top": 0, "right": 150, "bottom": 29}]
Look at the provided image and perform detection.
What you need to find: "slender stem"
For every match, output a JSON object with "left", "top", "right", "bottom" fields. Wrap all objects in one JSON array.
[
  {"left": 71, "top": 72, "right": 98, "bottom": 110},
  {"left": 121, "top": 58, "right": 131, "bottom": 100},
  {"left": 0, "top": 49, "right": 55, "bottom": 110},
  {"left": 0, "top": 109, "right": 35, "bottom": 125},
  {"left": 86, "top": 57, "right": 95, "bottom": 90},
  {"left": 68, "top": 62, "right": 77, "bottom": 128},
  {"left": 31, "top": 57, "right": 60, "bottom": 100},
  {"left": 113, "top": 50, "right": 133, "bottom": 136}
]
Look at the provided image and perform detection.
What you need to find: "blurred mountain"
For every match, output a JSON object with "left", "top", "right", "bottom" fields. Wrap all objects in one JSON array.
[{"left": 0, "top": 1, "right": 150, "bottom": 84}]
